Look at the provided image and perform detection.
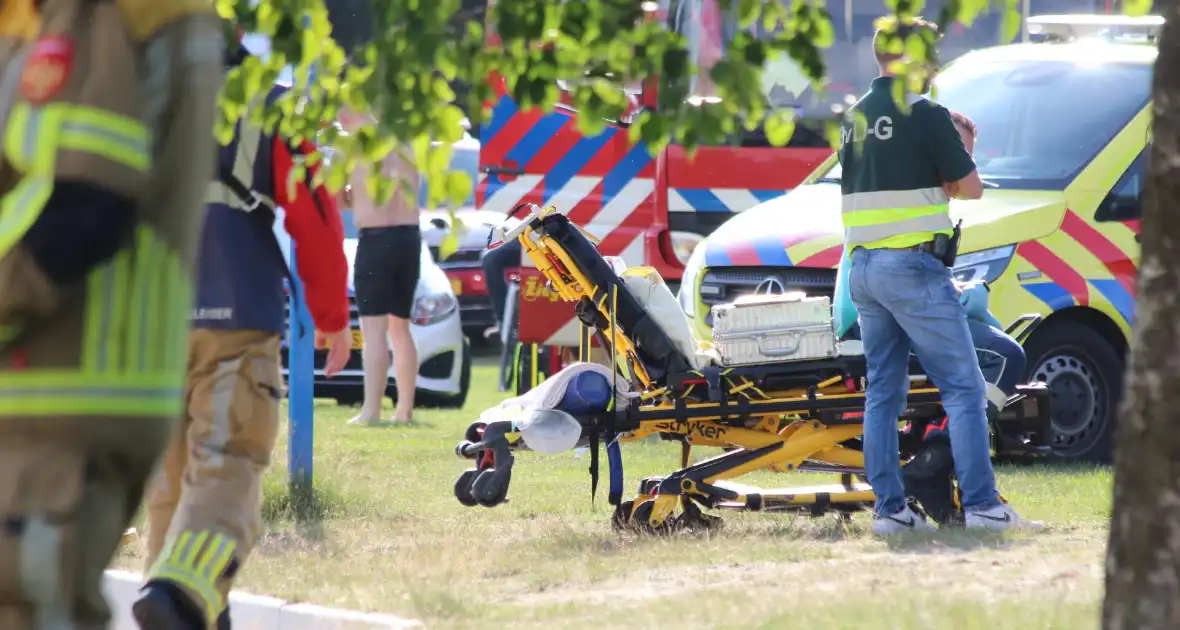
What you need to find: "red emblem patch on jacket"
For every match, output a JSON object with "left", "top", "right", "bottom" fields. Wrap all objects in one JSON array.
[{"left": 20, "top": 36, "right": 76, "bottom": 105}]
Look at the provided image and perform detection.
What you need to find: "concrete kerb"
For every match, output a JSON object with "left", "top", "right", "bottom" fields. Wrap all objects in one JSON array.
[{"left": 103, "top": 570, "right": 424, "bottom": 630}]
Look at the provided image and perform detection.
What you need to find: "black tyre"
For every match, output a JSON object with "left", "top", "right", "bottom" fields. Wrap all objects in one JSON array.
[
  {"left": 464, "top": 421, "right": 487, "bottom": 444},
  {"left": 333, "top": 391, "right": 363, "bottom": 407},
  {"left": 472, "top": 468, "right": 512, "bottom": 507},
  {"left": 611, "top": 500, "right": 636, "bottom": 531},
  {"left": 1023, "top": 319, "right": 1123, "bottom": 463},
  {"left": 454, "top": 469, "right": 479, "bottom": 507}
]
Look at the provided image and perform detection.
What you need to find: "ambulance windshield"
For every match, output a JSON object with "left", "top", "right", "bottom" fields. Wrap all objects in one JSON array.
[
  {"left": 813, "top": 58, "right": 1151, "bottom": 190},
  {"left": 932, "top": 57, "right": 1151, "bottom": 188}
]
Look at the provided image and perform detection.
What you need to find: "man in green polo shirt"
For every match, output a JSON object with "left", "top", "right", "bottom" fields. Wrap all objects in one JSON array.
[{"left": 840, "top": 16, "right": 1041, "bottom": 535}]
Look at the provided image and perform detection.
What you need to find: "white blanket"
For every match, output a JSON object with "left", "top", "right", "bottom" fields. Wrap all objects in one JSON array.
[{"left": 480, "top": 362, "right": 634, "bottom": 426}]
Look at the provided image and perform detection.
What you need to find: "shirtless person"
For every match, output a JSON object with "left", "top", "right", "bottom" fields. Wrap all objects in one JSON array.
[{"left": 338, "top": 108, "right": 421, "bottom": 424}]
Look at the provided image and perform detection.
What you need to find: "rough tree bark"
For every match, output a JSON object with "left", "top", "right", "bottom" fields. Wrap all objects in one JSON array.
[{"left": 1102, "top": 2, "right": 1180, "bottom": 628}]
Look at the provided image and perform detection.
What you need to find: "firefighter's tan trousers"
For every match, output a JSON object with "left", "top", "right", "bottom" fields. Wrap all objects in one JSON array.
[
  {"left": 0, "top": 2, "right": 222, "bottom": 628},
  {"left": 143, "top": 330, "right": 284, "bottom": 620}
]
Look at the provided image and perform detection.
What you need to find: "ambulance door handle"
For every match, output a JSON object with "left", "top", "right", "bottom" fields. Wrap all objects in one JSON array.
[{"left": 483, "top": 164, "right": 524, "bottom": 176}]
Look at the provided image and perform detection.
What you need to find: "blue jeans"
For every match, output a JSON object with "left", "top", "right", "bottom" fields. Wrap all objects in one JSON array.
[
  {"left": 925, "top": 319, "right": 1027, "bottom": 440},
  {"left": 849, "top": 247, "right": 1001, "bottom": 516},
  {"left": 481, "top": 239, "right": 523, "bottom": 325}
]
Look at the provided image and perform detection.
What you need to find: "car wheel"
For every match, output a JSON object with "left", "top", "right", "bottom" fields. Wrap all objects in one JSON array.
[
  {"left": 1023, "top": 319, "right": 1123, "bottom": 464},
  {"left": 333, "top": 391, "right": 363, "bottom": 407}
]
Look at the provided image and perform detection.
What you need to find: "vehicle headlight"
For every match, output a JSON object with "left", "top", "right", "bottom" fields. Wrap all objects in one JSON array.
[
  {"left": 677, "top": 241, "right": 707, "bottom": 318},
  {"left": 411, "top": 292, "right": 458, "bottom": 326},
  {"left": 669, "top": 231, "right": 705, "bottom": 266},
  {"left": 952, "top": 245, "right": 1017, "bottom": 285}
]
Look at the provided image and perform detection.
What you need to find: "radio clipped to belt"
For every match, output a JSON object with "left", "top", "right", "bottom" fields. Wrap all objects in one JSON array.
[{"left": 930, "top": 219, "right": 963, "bottom": 268}]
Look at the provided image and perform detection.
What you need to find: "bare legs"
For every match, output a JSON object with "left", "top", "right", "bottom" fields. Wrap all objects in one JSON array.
[
  {"left": 350, "top": 314, "right": 417, "bottom": 424},
  {"left": 350, "top": 315, "right": 392, "bottom": 424},
  {"left": 389, "top": 315, "right": 417, "bottom": 422}
]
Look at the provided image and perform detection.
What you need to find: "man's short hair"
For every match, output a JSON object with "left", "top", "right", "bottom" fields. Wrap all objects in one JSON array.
[
  {"left": 949, "top": 111, "right": 977, "bottom": 138},
  {"left": 873, "top": 16, "right": 942, "bottom": 68}
]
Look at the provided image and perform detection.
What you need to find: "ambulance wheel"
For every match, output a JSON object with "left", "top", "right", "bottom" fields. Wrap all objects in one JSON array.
[
  {"left": 1024, "top": 320, "right": 1122, "bottom": 464},
  {"left": 454, "top": 469, "right": 479, "bottom": 507}
]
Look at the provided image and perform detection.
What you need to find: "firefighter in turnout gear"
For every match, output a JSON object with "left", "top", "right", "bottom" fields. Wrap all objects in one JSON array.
[
  {"left": 132, "top": 36, "right": 353, "bottom": 630},
  {"left": 0, "top": 0, "right": 223, "bottom": 628}
]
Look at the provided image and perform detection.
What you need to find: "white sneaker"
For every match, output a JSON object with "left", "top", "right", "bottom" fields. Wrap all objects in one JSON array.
[
  {"left": 965, "top": 503, "right": 1044, "bottom": 532},
  {"left": 872, "top": 505, "right": 938, "bottom": 536}
]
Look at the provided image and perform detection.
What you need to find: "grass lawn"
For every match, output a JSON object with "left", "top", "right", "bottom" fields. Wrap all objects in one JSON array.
[{"left": 114, "top": 356, "right": 1114, "bottom": 630}]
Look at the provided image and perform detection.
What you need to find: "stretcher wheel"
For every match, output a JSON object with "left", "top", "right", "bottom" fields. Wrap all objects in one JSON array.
[
  {"left": 611, "top": 501, "right": 636, "bottom": 532},
  {"left": 464, "top": 421, "right": 487, "bottom": 444},
  {"left": 628, "top": 499, "right": 674, "bottom": 535},
  {"left": 472, "top": 468, "right": 512, "bottom": 507},
  {"left": 454, "top": 469, "right": 480, "bottom": 507}
]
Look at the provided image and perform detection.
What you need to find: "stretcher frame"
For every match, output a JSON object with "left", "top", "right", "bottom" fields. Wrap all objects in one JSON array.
[{"left": 454, "top": 204, "right": 1053, "bottom": 532}]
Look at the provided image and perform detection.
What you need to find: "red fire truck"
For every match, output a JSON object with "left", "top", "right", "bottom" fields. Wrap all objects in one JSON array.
[{"left": 475, "top": 0, "right": 1125, "bottom": 392}]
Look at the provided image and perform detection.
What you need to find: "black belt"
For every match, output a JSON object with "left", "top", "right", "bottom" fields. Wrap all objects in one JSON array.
[{"left": 887, "top": 240, "right": 937, "bottom": 253}]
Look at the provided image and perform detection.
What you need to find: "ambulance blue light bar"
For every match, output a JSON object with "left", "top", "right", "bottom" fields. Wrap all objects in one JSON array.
[{"left": 1026, "top": 14, "right": 1164, "bottom": 43}]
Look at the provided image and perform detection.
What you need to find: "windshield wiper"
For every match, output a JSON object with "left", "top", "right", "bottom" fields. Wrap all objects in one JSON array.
[{"left": 982, "top": 178, "right": 999, "bottom": 188}]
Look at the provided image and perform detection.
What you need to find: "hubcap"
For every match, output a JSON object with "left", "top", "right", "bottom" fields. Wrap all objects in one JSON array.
[{"left": 1032, "top": 352, "right": 1106, "bottom": 457}]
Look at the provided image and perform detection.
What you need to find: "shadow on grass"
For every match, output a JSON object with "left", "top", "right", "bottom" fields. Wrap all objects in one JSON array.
[
  {"left": 883, "top": 528, "right": 1035, "bottom": 554},
  {"left": 261, "top": 478, "right": 351, "bottom": 540},
  {"left": 995, "top": 460, "right": 1111, "bottom": 475}
]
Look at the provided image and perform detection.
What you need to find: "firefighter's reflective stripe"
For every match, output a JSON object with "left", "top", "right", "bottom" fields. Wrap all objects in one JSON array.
[
  {"left": 58, "top": 106, "right": 151, "bottom": 172},
  {"left": 0, "top": 372, "right": 184, "bottom": 416},
  {"left": 0, "top": 101, "right": 152, "bottom": 257},
  {"left": 148, "top": 529, "right": 238, "bottom": 623},
  {"left": 841, "top": 186, "right": 954, "bottom": 247},
  {"left": 81, "top": 226, "right": 193, "bottom": 377},
  {"left": 0, "top": 101, "right": 189, "bottom": 418}
]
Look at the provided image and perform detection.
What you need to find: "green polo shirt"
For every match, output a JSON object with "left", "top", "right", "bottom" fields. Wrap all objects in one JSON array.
[{"left": 838, "top": 76, "right": 976, "bottom": 249}]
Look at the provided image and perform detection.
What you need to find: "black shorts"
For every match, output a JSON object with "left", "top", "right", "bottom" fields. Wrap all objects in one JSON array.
[{"left": 354, "top": 225, "right": 422, "bottom": 319}]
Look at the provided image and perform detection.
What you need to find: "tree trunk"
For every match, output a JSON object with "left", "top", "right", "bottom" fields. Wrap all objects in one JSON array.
[{"left": 1102, "top": 2, "right": 1180, "bottom": 629}]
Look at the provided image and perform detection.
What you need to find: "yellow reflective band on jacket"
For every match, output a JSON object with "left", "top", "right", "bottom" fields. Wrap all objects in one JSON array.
[
  {"left": 0, "top": 101, "right": 190, "bottom": 420},
  {"left": 0, "top": 101, "right": 152, "bottom": 258},
  {"left": 81, "top": 226, "right": 194, "bottom": 377},
  {"left": 841, "top": 186, "right": 954, "bottom": 249},
  {"left": 148, "top": 530, "right": 238, "bottom": 624},
  {"left": 0, "top": 371, "right": 184, "bottom": 417}
]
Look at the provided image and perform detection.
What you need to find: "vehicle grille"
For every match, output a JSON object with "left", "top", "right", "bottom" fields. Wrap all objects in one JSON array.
[{"left": 699, "top": 266, "right": 838, "bottom": 326}]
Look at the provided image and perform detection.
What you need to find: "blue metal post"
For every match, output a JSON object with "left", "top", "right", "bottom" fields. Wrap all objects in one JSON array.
[
  {"left": 287, "top": 242, "right": 315, "bottom": 492},
  {"left": 289, "top": 14, "right": 317, "bottom": 495}
]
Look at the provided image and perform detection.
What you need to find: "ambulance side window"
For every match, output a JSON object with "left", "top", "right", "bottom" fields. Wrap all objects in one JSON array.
[{"left": 1096, "top": 149, "right": 1145, "bottom": 222}]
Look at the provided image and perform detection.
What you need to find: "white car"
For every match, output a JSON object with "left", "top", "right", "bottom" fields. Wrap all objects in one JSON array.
[{"left": 276, "top": 210, "right": 472, "bottom": 409}]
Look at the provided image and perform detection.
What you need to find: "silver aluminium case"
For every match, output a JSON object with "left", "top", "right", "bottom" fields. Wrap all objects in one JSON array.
[{"left": 711, "top": 292, "right": 838, "bottom": 366}]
